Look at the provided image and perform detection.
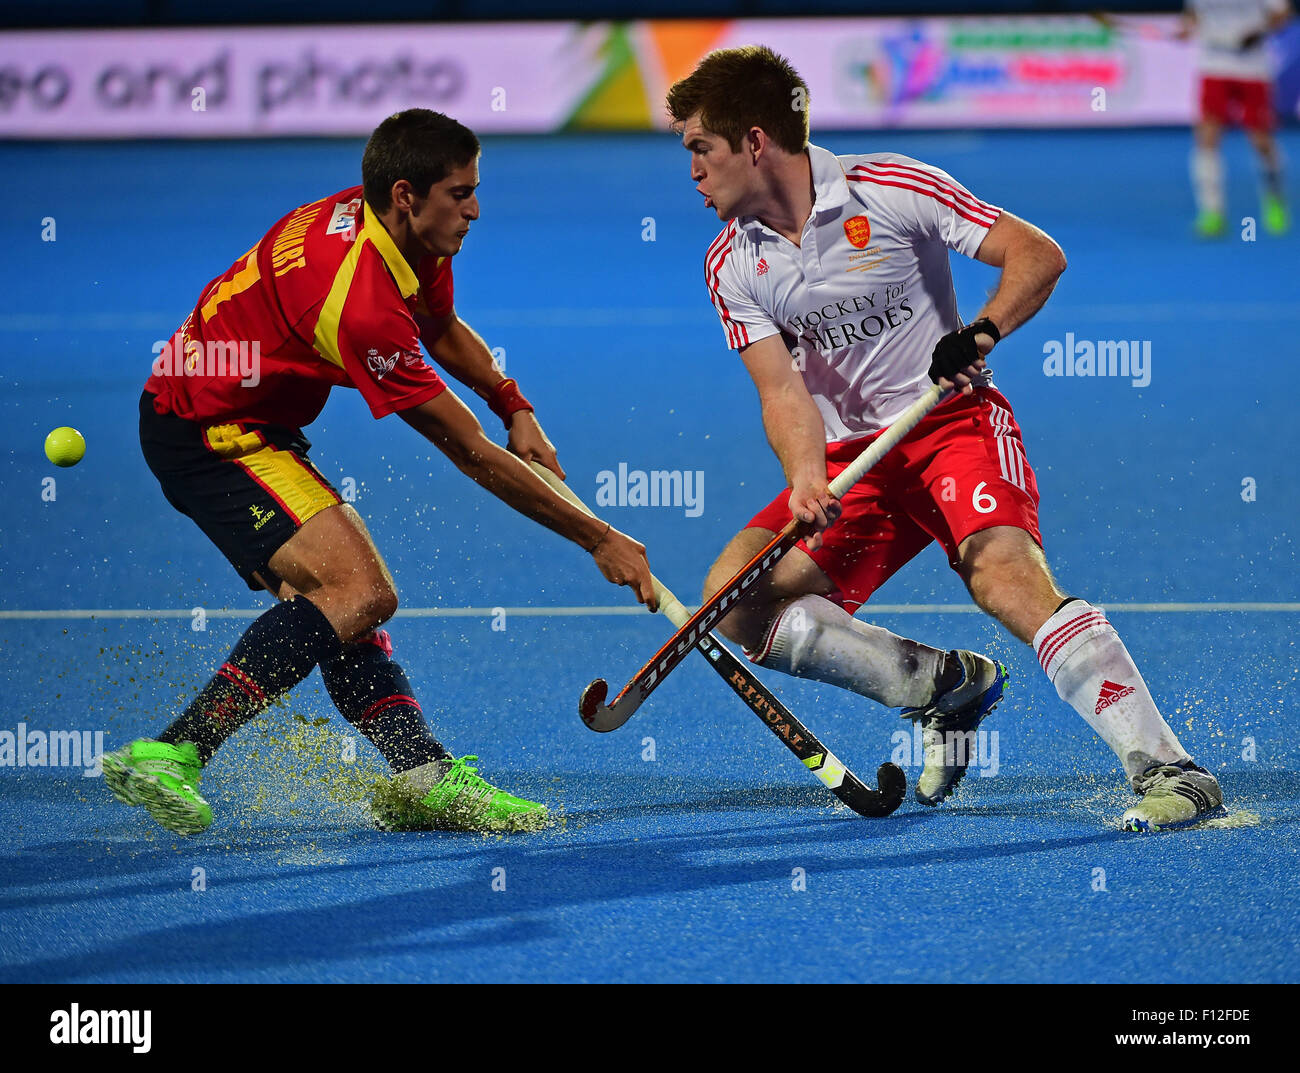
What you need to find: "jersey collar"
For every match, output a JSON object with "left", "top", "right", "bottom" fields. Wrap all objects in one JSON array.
[
  {"left": 738, "top": 143, "right": 851, "bottom": 238},
  {"left": 808, "top": 143, "right": 852, "bottom": 213},
  {"left": 360, "top": 201, "right": 421, "bottom": 299}
]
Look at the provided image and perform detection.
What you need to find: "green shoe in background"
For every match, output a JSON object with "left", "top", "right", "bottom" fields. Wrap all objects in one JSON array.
[
  {"left": 1194, "top": 208, "right": 1226, "bottom": 238},
  {"left": 372, "top": 755, "right": 550, "bottom": 834},
  {"left": 1263, "top": 194, "right": 1290, "bottom": 235},
  {"left": 102, "top": 739, "right": 213, "bottom": 835}
]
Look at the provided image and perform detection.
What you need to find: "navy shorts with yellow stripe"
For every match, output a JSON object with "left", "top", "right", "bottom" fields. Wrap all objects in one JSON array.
[{"left": 139, "top": 390, "right": 342, "bottom": 590}]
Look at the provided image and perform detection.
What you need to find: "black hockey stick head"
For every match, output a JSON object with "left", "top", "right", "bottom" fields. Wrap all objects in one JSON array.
[
  {"left": 872, "top": 761, "right": 908, "bottom": 815},
  {"left": 830, "top": 761, "right": 907, "bottom": 818},
  {"left": 578, "top": 678, "right": 609, "bottom": 729},
  {"left": 578, "top": 677, "right": 646, "bottom": 733}
]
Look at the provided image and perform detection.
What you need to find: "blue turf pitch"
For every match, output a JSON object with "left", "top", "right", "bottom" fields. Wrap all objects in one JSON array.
[{"left": 0, "top": 128, "right": 1297, "bottom": 983}]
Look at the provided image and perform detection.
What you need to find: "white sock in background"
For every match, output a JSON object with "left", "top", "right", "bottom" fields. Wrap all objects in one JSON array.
[
  {"left": 1034, "top": 600, "right": 1189, "bottom": 785},
  {"left": 1191, "top": 145, "right": 1225, "bottom": 214},
  {"left": 753, "top": 594, "right": 947, "bottom": 710},
  {"left": 1258, "top": 147, "right": 1285, "bottom": 199}
]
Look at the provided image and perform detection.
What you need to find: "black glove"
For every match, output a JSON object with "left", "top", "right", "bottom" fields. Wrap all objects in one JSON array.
[
  {"left": 1239, "top": 29, "right": 1266, "bottom": 50},
  {"left": 929, "top": 318, "right": 1001, "bottom": 385}
]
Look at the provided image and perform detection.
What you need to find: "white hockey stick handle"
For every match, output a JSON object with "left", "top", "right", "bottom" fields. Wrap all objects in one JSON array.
[
  {"left": 528, "top": 461, "right": 693, "bottom": 629},
  {"left": 826, "top": 384, "right": 950, "bottom": 501}
]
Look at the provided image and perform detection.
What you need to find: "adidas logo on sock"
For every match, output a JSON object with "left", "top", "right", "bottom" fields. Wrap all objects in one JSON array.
[{"left": 1095, "top": 679, "right": 1135, "bottom": 715}]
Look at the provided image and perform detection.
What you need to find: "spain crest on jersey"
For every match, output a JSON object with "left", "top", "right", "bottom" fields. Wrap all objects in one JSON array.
[
  {"left": 366, "top": 348, "right": 399, "bottom": 380},
  {"left": 843, "top": 214, "right": 871, "bottom": 249}
]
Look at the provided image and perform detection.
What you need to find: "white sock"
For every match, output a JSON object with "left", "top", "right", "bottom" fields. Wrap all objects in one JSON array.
[
  {"left": 752, "top": 594, "right": 946, "bottom": 709},
  {"left": 1258, "top": 148, "right": 1285, "bottom": 199},
  {"left": 1033, "top": 600, "right": 1188, "bottom": 785},
  {"left": 1191, "top": 146, "right": 1225, "bottom": 214}
]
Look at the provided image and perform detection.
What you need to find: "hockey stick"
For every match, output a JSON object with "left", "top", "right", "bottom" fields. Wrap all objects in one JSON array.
[
  {"left": 580, "top": 383, "right": 951, "bottom": 733},
  {"left": 530, "top": 462, "right": 906, "bottom": 817},
  {"left": 1087, "top": 10, "right": 1181, "bottom": 41}
]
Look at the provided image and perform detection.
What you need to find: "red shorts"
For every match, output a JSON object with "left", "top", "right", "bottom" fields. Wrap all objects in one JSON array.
[
  {"left": 747, "top": 387, "right": 1042, "bottom": 613},
  {"left": 1200, "top": 76, "right": 1274, "bottom": 131}
]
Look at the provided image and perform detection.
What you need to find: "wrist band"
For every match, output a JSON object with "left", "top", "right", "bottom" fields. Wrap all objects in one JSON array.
[
  {"left": 588, "top": 521, "right": 612, "bottom": 555},
  {"left": 970, "top": 317, "right": 1001, "bottom": 343},
  {"left": 488, "top": 378, "right": 534, "bottom": 428}
]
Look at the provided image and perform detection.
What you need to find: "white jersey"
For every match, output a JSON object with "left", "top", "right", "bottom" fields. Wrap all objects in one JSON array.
[
  {"left": 1188, "top": 0, "right": 1287, "bottom": 81},
  {"left": 707, "top": 143, "right": 1000, "bottom": 444}
]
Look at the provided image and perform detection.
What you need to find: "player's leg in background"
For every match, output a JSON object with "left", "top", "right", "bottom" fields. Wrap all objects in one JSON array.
[
  {"left": 702, "top": 526, "right": 963, "bottom": 711},
  {"left": 1246, "top": 119, "right": 1288, "bottom": 235},
  {"left": 1191, "top": 107, "right": 1227, "bottom": 237}
]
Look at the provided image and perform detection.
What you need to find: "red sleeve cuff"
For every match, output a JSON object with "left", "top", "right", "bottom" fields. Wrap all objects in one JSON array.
[{"left": 369, "top": 379, "right": 447, "bottom": 419}]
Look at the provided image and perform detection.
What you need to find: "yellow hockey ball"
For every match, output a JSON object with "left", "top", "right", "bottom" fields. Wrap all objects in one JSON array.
[{"left": 44, "top": 426, "right": 85, "bottom": 468}]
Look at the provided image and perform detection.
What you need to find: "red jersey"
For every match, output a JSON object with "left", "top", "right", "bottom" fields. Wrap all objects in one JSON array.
[{"left": 145, "top": 186, "right": 452, "bottom": 427}]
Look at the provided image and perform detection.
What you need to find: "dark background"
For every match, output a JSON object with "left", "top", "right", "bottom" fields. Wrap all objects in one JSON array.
[{"left": 0, "top": 1, "right": 1185, "bottom": 31}]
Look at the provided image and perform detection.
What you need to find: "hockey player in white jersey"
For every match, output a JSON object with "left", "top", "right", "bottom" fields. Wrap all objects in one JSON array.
[
  {"left": 666, "top": 45, "right": 1227, "bottom": 831},
  {"left": 1182, "top": 0, "right": 1293, "bottom": 236}
]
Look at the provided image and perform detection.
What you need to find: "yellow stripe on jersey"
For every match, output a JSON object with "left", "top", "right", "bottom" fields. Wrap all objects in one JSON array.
[
  {"left": 362, "top": 201, "right": 420, "bottom": 298},
  {"left": 312, "top": 201, "right": 420, "bottom": 369},
  {"left": 312, "top": 230, "right": 369, "bottom": 369},
  {"left": 204, "top": 423, "right": 339, "bottom": 525},
  {"left": 200, "top": 246, "right": 261, "bottom": 324}
]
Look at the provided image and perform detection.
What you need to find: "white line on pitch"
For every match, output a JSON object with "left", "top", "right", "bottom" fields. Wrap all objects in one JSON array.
[
  {"left": 2, "top": 301, "right": 1298, "bottom": 333},
  {"left": 0, "top": 602, "right": 1296, "bottom": 621}
]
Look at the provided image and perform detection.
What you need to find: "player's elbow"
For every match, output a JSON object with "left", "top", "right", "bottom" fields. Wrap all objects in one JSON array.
[
  {"left": 1034, "top": 232, "right": 1067, "bottom": 279},
  {"left": 446, "top": 433, "right": 495, "bottom": 482},
  {"left": 424, "top": 420, "right": 487, "bottom": 476},
  {"left": 446, "top": 441, "right": 485, "bottom": 477},
  {"left": 1050, "top": 241, "right": 1067, "bottom": 278}
]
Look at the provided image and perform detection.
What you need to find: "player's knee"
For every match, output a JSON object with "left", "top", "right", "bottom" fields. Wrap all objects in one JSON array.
[
  {"left": 703, "top": 571, "right": 766, "bottom": 650},
  {"left": 967, "top": 573, "right": 1013, "bottom": 620},
  {"left": 701, "top": 565, "right": 726, "bottom": 606},
  {"left": 966, "top": 556, "right": 1059, "bottom": 633},
  {"left": 359, "top": 582, "right": 399, "bottom": 629},
  {"left": 714, "top": 611, "right": 759, "bottom": 651}
]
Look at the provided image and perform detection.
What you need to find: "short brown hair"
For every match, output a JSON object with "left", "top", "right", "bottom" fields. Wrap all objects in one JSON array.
[
  {"left": 666, "top": 45, "right": 809, "bottom": 155},
  {"left": 362, "top": 109, "right": 480, "bottom": 212}
]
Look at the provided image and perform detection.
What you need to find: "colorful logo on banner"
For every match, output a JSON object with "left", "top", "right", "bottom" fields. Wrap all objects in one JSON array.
[
  {"left": 0, "top": 15, "right": 1249, "bottom": 138},
  {"left": 562, "top": 20, "right": 731, "bottom": 131},
  {"left": 835, "top": 21, "right": 1129, "bottom": 113}
]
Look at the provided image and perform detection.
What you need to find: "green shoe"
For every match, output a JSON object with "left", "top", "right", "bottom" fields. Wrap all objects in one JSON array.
[
  {"left": 371, "top": 755, "right": 550, "bottom": 834},
  {"left": 102, "top": 739, "right": 213, "bottom": 835},
  {"left": 1263, "top": 194, "right": 1289, "bottom": 235},
  {"left": 1194, "top": 208, "right": 1226, "bottom": 238}
]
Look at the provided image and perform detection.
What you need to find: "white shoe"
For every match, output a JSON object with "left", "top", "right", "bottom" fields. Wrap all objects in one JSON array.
[
  {"left": 902, "top": 652, "right": 1007, "bottom": 807},
  {"left": 1122, "top": 761, "right": 1226, "bottom": 832}
]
